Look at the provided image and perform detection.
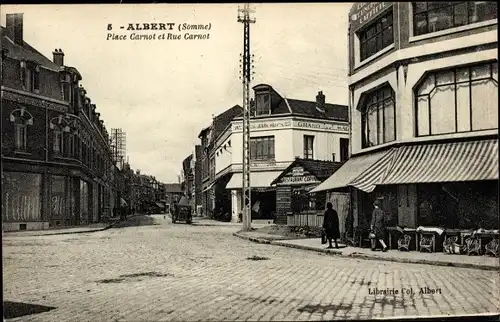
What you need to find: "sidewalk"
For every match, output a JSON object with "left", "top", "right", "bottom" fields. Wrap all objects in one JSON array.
[
  {"left": 234, "top": 230, "right": 500, "bottom": 271},
  {"left": 2, "top": 215, "right": 141, "bottom": 237}
]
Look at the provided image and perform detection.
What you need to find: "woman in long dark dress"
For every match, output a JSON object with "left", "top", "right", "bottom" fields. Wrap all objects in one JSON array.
[{"left": 323, "top": 202, "right": 340, "bottom": 249}]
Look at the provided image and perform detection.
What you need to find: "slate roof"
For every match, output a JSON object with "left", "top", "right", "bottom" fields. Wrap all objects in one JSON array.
[
  {"left": 182, "top": 154, "right": 193, "bottom": 173},
  {"left": 271, "top": 158, "right": 344, "bottom": 186},
  {"left": 230, "top": 84, "right": 348, "bottom": 122},
  {"left": 1, "top": 26, "right": 61, "bottom": 71},
  {"left": 209, "top": 104, "right": 243, "bottom": 147},
  {"left": 164, "top": 183, "right": 183, "bottom": 193}
]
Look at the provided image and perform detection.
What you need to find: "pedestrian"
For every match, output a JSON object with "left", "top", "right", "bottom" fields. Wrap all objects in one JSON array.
[
  {"left": 323, "top": 202, "right": 340, "bottom": 249},
  {"left": 370, "top": 199, "right": 388, "bottom": 252}
]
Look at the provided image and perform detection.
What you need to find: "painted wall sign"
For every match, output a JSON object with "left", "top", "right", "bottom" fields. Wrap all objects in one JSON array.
[
  {"left": 294, "top": 121, "right": 350, "bottom": 133},
  {"left": 279, "top": 175, "right": 319, "bottom": 185},
  {"left": 232, "top": 120, "right": 292, "bottom": 132},
  {"left": 349, "top": 2, "right": 391, "bottom": 31}
]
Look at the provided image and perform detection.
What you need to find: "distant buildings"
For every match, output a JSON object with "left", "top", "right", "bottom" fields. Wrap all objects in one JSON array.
[{"left": 181, "top": 145, "right": 203, "bottom": 215}]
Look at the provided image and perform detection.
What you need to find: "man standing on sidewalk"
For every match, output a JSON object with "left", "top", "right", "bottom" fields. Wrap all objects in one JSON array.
[{"left": 370, "top": 199, "right": 388, "bottom": 252}]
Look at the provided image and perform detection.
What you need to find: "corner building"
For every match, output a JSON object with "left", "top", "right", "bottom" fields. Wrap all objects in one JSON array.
[
  {"left": 1, "top": 13, "right": 115, "bottom": 231},
  {"left": 313, "top": 2, "right": 498, "bottom": 241}
]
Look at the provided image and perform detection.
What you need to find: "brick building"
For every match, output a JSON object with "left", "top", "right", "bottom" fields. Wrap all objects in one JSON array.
[{"left": 1, "top": 13, "right": 116, "bottom": 231}]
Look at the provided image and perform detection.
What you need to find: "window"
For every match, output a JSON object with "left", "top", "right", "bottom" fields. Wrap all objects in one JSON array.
[
  {"left": 10, "top": 109, "right": 34, "bottom": 152},
  {"left": 340, "top": 138, "right": 349, "bottom": 162},
  {"left": 413, "top": 2, "right": 497, "bottom": 36},
  {"left": 359, "top": 10, "right": 394, "bottom": 61},
  {"left": 255, "top": 93, "right": 271, "bottom": 116},
  {"left": 303, "top": 135, "right": 314, "bottom": 159},
  {"left": 53, "top": 131, "right": 63, "bottom": 154},
  {"left": 21, "top": 62, "right": 40, "bottom": 92},
  {"left": 250, "top": 136, "right": 275, "bottom": 160},
  {"left": 361, "top": 85, "right": 396, "bottom": 148},
  {"left": 415, "top": 61, "right": 498, "bottom": 136}
]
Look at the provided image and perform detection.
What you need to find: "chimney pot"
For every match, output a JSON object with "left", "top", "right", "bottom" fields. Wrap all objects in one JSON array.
[
  {"left": 316, "top": 90, "right": 326, "bottom": 112},
  {"left": 53, "top": 48, "right": 65, "bottom": 66},
  {"left": 6, "top": 13, "right": 24, "bottom": 45}
]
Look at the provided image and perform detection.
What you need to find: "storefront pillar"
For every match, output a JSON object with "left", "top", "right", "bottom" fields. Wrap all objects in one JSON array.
[{"left": 230, "top": 190, "right": 240, "bottom": 222}]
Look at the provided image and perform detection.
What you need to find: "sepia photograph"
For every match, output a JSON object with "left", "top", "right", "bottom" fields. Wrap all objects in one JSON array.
[{"left": 1, "top": 2, "right": 499, "bottom": 321}]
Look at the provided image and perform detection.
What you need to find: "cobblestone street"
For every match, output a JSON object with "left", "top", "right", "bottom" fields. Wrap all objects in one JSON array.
[{"left": 3, "top": 222, "right": 500, "bottom": 321}]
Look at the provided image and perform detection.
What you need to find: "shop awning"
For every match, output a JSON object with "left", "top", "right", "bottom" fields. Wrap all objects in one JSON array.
[
  {"left": 381, "top": 139, "right": 499, "bottom": 185},
  {"left": 226, "top": 171, "right": 282, "bottom": 190},
  {"left": 310, "top": 149, "right": 393, "bottom": 193},
  {"left": 349, "top": 148, "right": 398, "bottom": 193},
  {"left": 155, "top": 202, "right": 165, "bottom": 208}
]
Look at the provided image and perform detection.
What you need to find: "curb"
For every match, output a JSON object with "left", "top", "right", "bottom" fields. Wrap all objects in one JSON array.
[
  {"left": 233, "top": 232, "right": 499, "bottom": 271},
  {"left": 4, "top": 215, "right": 143, "bottom": 237}
]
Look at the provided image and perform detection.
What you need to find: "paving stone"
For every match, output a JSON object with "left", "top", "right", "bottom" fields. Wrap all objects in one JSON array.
[{"left": 3, "top": 224, "right": 500, "bottom": 321}]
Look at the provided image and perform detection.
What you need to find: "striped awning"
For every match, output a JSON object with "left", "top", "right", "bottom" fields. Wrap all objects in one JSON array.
[
  {"left": 349, "top": 148, "right": 398, "bottom": 193},
  {"left": 381, "top": 139, "right": 499, "bottom": 185},
  {"left": 226, "top": 171, "right": 282, "bottom": 190},
  {"left": 310, "top": 149, "right": 393, "bottom": 193}
]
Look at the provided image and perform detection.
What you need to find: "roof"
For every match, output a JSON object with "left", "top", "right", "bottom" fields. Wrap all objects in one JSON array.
[
  {"left": 164, "top": 183, "right": 183, "bottom": 193},
  {"left": 234, "top": 84, "right": 348, "bottom": 121},
  {"left": 271, "top": 158, "right": 344, "bottom": 185},
  {"left": 1, "top": 26, "right": 61, "bottom": 71},
  {"left": 287, "top": 99, "right": 349, "bottom": 121},
  {"left": 182, "top": 154, "right": 193, "bottom": 173},
  {"left": 209, "top": 105, "right": 243, "bottom": 147}
]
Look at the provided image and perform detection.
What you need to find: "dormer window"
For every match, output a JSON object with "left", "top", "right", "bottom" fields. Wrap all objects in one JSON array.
[
  {"left": 21, "top": 61, "right": 40, "bottom": 93},
  {"left": 255, "top": 92, "right": 271, "bottom": 116}
]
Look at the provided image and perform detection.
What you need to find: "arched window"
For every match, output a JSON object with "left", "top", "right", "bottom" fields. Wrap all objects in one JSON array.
[
  {"left": 415, "top": 61, "right": 498, "bottom": 137},
  {"left": 10, "top": 108, "right": 34, "bottom": 152},
  {"left": 361, "top": 85, "right": 396, "bottom": 148},
  {"left": 50, "top": 116, "right": 70, "bottom": 156}
]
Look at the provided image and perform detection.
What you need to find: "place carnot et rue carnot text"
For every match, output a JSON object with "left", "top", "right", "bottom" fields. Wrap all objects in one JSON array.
[{"left": 106, "top": 22, "right": 212, "bottom": 41}]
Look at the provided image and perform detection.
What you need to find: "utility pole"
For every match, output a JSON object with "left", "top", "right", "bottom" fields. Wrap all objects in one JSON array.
[{"left": 238, "top": 3, "right": 255, "bottom": 232}]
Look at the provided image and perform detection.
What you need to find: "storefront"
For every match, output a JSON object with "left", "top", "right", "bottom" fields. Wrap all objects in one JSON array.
[
  {"left": 226, "top": 170, "right": 282, "bottom": 222},
  {"left": 2, "top": 171, "right": 44, "bottom": 230},
  {"left": 313, "top": 138, "right": 499, "bottom": 251},
  {"left": 271, "top": 159, "right": 344, "bottom": 226}
]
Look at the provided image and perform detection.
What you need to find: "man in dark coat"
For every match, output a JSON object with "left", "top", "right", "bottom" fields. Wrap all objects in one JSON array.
[
  {"left": 370, "top": 199, "right": 388, "bottom": 252},
  {"left": 323, "top": 202, "right": 340, "bottom": 249}
]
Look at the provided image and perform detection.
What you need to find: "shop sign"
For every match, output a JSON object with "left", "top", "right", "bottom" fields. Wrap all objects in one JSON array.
[
  {"left": 232, "top": 120, "right": 292, "bottom": 131},
  {"left": 294, "top": 121, "right": 349, "bottom": 133},
  {"left": 292, "top": 167, "right": 304, "bottom": 176},
  {"left": 349, "top": 2, "right": 392, "bottom": 31},
  {"left": 279, "top": 175, "right": 319, "bottom": 185}
]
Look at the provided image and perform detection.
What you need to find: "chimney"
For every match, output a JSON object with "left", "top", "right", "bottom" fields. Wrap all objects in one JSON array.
[
  {"left": 6, "top": 13, "right": 24, "bottom": 45},
  {"left": 316, "top": 90, "right": 326, "bottom": 113},
  {"left": 52, "top": 48, "right": 65, "bottom": 66}
]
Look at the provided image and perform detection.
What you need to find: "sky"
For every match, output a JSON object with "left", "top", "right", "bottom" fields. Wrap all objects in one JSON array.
[{"left": 1, "top": 3, "right": 352, "bottom": 183}]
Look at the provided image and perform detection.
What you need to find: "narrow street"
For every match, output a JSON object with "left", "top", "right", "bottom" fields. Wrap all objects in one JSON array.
[{"left": 3, "top": 221, "right": 499, "bottom": 321}]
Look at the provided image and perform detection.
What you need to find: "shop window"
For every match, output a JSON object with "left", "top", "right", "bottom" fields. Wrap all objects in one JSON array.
[
  {"left": 303, "top": 135, "right": 314, "bottom": 159},
  {"left": 413, "top": 2, "right": 498, "bottom": 37},
  {"left": 2, "top": 172, "right": 42, "bottom": 222},
  {"left": 417, "top": 182, "right": 497, "bottom": 229},
  {"left": 361, "top": 85, "right": 396, "bottom": 148},
  {"left": 415, "top": 61, "right": 498, "bottom": 137},
  {"left": 250, "top": 136, "right": 275, "bottom": 160},
  {"left": 255, "top": 92, "right": 271, "bottom": 116},
  {"left": 358, "top": 10, "right": 394, "bottom": 61}
]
